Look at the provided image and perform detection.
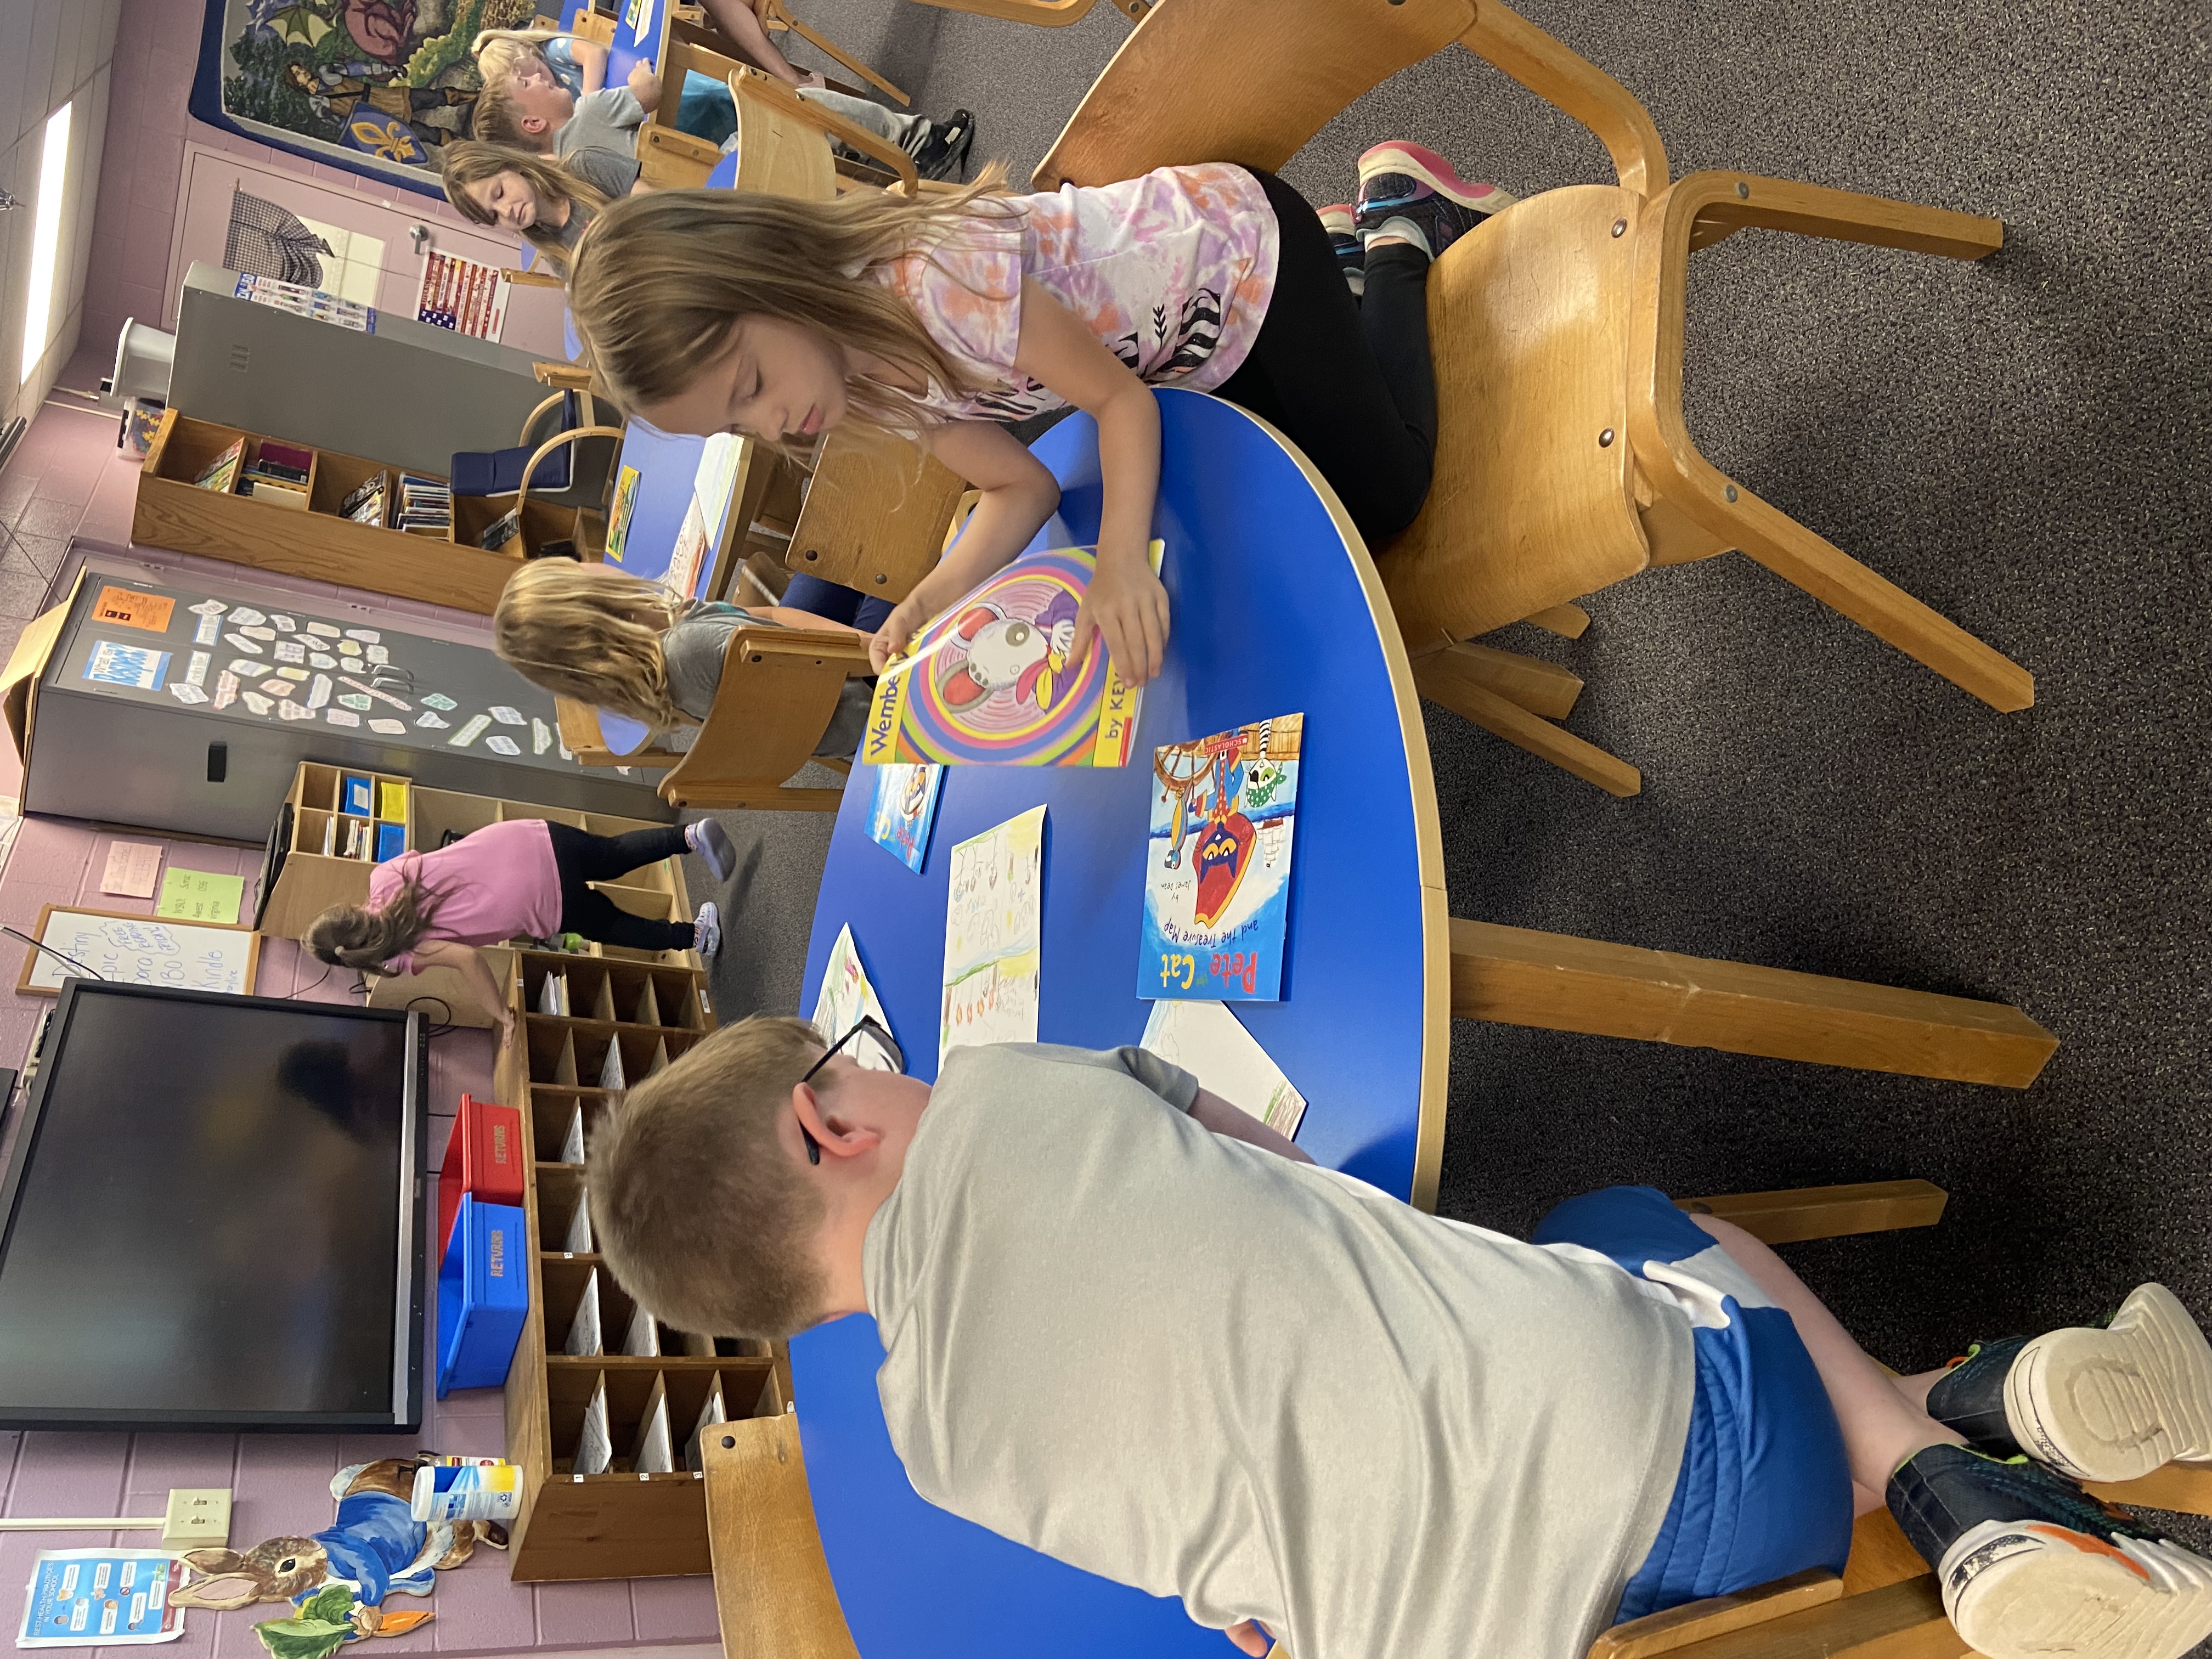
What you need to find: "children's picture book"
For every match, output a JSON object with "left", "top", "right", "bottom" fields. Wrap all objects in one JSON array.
[
  {"left": 942, "top": 805, "right": 1044, "bottom": 1054},
  {"left": 662, "top": 497, "right": 709, "bottom": 602},
  {"left": 1138, "top": 713, "right": 1302, "bottom": 1002},
  {"left": 604, "top": 465, "right": 641, "bottom": 562},
  {"left": 865, "top": 762, "right": 944, "bottom": 873},
  {"left": 191, "top": 439, "right": 245, "bottom": 494},
  {"left": 810, "top": 924, "right": 900, "bottom": 1070},
  {"left": 1140, "top": 999, "right": 1308, "bottom": 1142},
  {"left": 862, "top": 541, "right": 1164, "bottom": 768}
]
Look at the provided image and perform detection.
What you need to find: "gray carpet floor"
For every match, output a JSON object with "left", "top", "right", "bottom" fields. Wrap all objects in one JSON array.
[{"left": 687, "top": 0, "right": 2212, "bottom": 1556}]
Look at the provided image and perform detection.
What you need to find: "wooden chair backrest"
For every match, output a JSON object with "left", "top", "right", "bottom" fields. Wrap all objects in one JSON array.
[
  {"left": 1374, "top": 183, "right": 1652, "bottom": 649},
  {"left": 635, "top": 30, "right": 743, "bottom": 188},
  {"left": 700, "top": 1413, "right": 861, "bottom": 1659},
  {"left": 725, "top": 66, "right": 840, "bottom": 199},
  {"left": 657, "top": 623, "right": 873, "bottom": 801},
  {"left": 1032, "top": 0, "right": 1474, "bottom": 189},
  {"left": 786, "top": 425, "right": 969, "bottom": 603},
  {"left": 552, "top": 697, "right": 687, "bottom": 769}
]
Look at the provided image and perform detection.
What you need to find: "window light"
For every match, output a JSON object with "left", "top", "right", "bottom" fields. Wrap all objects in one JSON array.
[{"left": 19, "top": 101, "right": 73, "bottom": 385}]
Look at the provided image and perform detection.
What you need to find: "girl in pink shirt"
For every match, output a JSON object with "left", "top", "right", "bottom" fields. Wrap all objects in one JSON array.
[
  {"left": 564, "top": 144, "right": 1508, "bottom": 689},
  {"left": 304, "top": 816, "right": 737, "bottom": 1042}
]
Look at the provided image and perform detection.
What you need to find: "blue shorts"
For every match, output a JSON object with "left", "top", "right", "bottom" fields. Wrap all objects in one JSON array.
[{"left": 1532, "top": 1186, "right": 1854, "bottom": 1623}]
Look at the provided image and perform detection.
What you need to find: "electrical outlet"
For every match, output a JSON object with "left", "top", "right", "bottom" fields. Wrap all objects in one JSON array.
[{"left": 160, "top": 1489, "right": 231, "bottom": 1550}]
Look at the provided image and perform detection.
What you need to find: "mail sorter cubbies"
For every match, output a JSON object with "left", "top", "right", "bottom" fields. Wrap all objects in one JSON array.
[
  {"left": 260, "top": 761, "right": 699, "bottom": 1026},
  {"left": 494, "top": 947, "right": 793, "bottom": 1582}
]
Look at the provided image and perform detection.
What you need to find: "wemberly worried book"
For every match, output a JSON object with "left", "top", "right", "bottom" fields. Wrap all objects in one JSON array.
[{"left": 861, "top": 541, "right": 1164, "bottom": 766}]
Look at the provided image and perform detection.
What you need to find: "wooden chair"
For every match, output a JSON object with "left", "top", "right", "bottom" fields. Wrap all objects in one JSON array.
[
  {"left": 673, "top": 0, "right": 908, "bottom": 108},
  {"left": 557, "top": 623, "right": 871, "bottom": 811},
  {"left": 1032, "top": 0, "right": 2035, "bottom": 797}
]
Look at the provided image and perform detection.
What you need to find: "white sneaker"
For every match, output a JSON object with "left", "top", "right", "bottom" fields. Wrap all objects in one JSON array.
[
  {"left": 2005, "top": 1285, "right": 2212, "bottom": 1483},
  {"left": 692, "top": 900, "right": 721, "bottom": 958},
  {"left": 1940, "top": 1517, "right": 2212, "bottom": 1659}
]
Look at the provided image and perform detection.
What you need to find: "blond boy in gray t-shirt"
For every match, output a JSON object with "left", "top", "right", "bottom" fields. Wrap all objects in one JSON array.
[{"left": 590, "top": 1018, "right": 2212, "bottom": 1659}]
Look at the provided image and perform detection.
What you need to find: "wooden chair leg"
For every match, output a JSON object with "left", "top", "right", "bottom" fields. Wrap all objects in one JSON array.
[
  {"left": 1640, "top": 1575, "right": 1962, "bottom": 1659},
  {"left": 1526, "top": 601, "right": 1591, "bottom": 637},
  {"left": 1414, "top": 651, "right": 1640, "bottom": 797},
  {"left": 1449, "top": 918, "right": 2058, "bottom": 1086},
  {"left": 1627, "top": 173, "right": 2032, "bottom": 714},
  {"left": 1420, "top": 640, "right": 1584, "bottom": 719},
  {"left": 661, "top": 784, "right": 847, "bottom": 812},
  {"left": 1675, "top": 1180, "right": 1948, "bottom": 1245}
]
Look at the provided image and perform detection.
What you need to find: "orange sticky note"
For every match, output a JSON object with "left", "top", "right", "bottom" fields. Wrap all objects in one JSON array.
[{"left": 92, "top": 586, "right": 175, "bottom": 633}]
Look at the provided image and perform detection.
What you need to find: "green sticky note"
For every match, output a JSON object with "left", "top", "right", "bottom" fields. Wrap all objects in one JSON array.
[{"left": 156, "top": 867, "right": 247, "bottom": 925}]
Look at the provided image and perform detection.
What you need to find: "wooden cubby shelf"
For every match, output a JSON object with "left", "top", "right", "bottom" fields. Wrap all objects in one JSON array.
[
  {"left": 136, "top": 411, "right": 600, "bottom": 615},
  {"left": 494, "top": 946, "right": 794, "bottom": 1582}
]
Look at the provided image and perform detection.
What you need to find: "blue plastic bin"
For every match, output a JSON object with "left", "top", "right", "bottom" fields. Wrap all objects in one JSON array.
[{"left": 436, "top": 1195, "right": 528, "bottom": 1398}]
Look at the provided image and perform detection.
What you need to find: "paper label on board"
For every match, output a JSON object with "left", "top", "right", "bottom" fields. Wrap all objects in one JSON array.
[
  {"left": 224, "top": 634, "right": 263, "bottom": 653},
  {"left": 189, "top": 600, "right": 227, "bottom": 616},
  {"left": 270, "top": 615, "right": 295, "bottom": 633},
  {"left": 307, "top": 675, "right": 331, "bottom": 710},
  {"left": 416, "top": 712, "right": 449, "bottom": 729},
  {"left": 226, "top": 659, "right": 263, "bottom": 676},
  {"left": 369, "top": 718, "right": 405, "bottom": 735},
  {"left": 92, "top": 586, "right": 175, "bottom": 634},
  {"left": 310, "top": 653, "right": 336, "bottom": 669},
  {"left": 83, "top": 641, "right": 170, "bottom": 691},
  {"left": 533, "top": 718, "right": 553, "bottom": 755},
  {"left": 366, "top": 646, "right": 390, "bottom": 665},
  {"left": 241, "top": 691, "right": 273, "bottom": 715},
  {"left": 273, "top": 641, "right": 304, "bottom": 664},
  {"left": 278, "top": 700, "right": 312, "bottom": 721},
  {"left": 306, "top": 621, "right": 339, "bottom": 636},
  {"left": 240, "top": 625, "right": 276, "bottom": 641},
  {"left": 422, "top": 692, "right": 456, "bottom": 710},
  {"left": 259, "top": 679, "right": 292, "bottom": 697},
  {"left": 228, "top": 608, "right": 266, "bottom": 627},
  {"left": 324, "top": 709, "right": 360, "bottom": 727},
  {"left": 484, "top": 735, "right": 520, "bottom": 755},
  {"left": 183, "top": 652, "right": 210, "bottom": 688},
  {"left": 100, "top": 842, "right": 163, "bottom": 899},
  {"left": 194, "top": 613, "right": 222, "bottom": 645},
  {"left": 276, "top": 665, "right": 307, "bottom": 680},
  {"left": 448, "top": 714, "right": 492, "bottom": 747},
  {"left": 489, "top": 706, "right": 523, "bottom": 726},
  {"left": 212, "top": 673, "right": 240, "bottom": 711},
  {"left": 167, "top": 684, "right": 209, "bottom": 704},
  {"left": 345, "top": 629, "right": 380, "bottom": 643}
]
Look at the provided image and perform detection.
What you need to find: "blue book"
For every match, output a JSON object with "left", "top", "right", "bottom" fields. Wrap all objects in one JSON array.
[
  {"left": 374, "top": 821, "right": 407, "bottom": 862},
  {"left": 1137, "top": 714, "right": 1303, "bottom": 1002},
  {"left": 865, "top": 763, "right": 944, "bottom": 874},
  {"left": 341, "top": 774, "right": 375, "bottom": 815}
]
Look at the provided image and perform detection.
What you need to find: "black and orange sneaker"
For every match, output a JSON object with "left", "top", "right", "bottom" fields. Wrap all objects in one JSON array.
[
  {"left": 1926, "top": 1284, "right": 2212, "bottom": 1483},
  {"left": 1890, "top": 1443, "right": 2212, "bottom": 1659}
]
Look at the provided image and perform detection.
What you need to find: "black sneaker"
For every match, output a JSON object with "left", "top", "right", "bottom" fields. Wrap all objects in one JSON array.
[
  {"left": 1926, "top": 1284, "right": 2212, "bottom": 1483},
  {"left": 1318, "top": 203, "right": 1363, "bottom": 297},
  {"left": 1889, "top": 1443, "right": 2212, "bottom": 1659},
  {"left": 910, "top": 110, "right": 975, "bottom": 183},
  {"left": 1352, "top": 140, "right": 1515, "bottom": 259}
]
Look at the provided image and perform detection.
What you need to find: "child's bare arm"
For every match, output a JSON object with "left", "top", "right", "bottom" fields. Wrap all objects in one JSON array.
[
  {"left": 870, "top": 419, "right": 1059, "bottom": 672},
  {"left": 625, "top": 62, "right": 662, "bottom": 112},
  {"left": 569, "top": 37, "right": 609, "bottom": 93},
  {"left": 1009, "top": 278, "right": 1169, "bottom": 686},
  {"left": 1188, "top": 1087, "right": 1314, "bottom": 1165}
]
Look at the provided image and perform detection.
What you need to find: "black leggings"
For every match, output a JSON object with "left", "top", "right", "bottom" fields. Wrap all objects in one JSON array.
[
  {"left": 1214, "top": 168, "right": 1438, "bottom": 543},
  {"left": 543, "top": 822, "right": 696, "bottom": 952}
]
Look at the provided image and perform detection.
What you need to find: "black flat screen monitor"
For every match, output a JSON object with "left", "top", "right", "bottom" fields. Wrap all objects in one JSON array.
[{"left": 0, "top": 981, "right": 426, "bottom": 1431}]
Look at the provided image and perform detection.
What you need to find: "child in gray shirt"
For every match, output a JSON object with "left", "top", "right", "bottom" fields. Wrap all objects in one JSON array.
[{"left": 589, "top": 1022, "right": 2212, "bottom": 1659}]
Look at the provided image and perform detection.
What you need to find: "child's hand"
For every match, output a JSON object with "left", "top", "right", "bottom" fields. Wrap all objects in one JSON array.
[
  {"left": 1069, "top": 543, "right": 1169, "bottom": 685},
  {"left": 868, "top": 595, "right": 930, "bottom": 675},
  {"left": 626, "top": 62, "right": 662, "bottom": 110},
  {"left": 1223, "top": 1620, "right": 1272, "bottom": 1656}
]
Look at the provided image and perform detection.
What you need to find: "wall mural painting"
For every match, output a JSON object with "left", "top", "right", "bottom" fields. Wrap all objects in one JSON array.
[{"left": 191, "top": 0, "right": 543, "bottom": 195}]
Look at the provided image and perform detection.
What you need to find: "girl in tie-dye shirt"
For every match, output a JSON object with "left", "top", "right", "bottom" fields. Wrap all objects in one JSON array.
[{"left": 567, "top": 144, "right": 1508, "bottom": 686}]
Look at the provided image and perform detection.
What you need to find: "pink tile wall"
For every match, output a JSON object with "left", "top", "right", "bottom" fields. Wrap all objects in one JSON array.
[
  {"left": 80, "top": 0, "right": 490, "bottom": 358},
  {"left": 0, "top": 404, "right": 714, "bottom": 1658}
]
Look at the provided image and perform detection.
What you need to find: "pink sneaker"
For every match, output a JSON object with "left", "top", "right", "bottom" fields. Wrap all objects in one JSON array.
[{"left": 1354, "top": 141, "right": 1516, "bottom": 256}]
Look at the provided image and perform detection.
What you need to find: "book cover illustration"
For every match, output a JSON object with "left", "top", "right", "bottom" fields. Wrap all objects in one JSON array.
[
  {"left": 865, "top": 763, "right": 944, "bottom": 873},
  {"left": 1138, "top": 713, "right": 1302, "bottom": 1002},
  {"left": 605, "top": 465, "right": 641, "bottom": 562},
  {"left": 941, "top": 805, "right": 1044, "bottom": 1053},
  {"left": 862, "top": 540, "right": 1164, "bottom": 768},
  {"left": 810, "top": 924, "right": 900, "bottom": 1069}
]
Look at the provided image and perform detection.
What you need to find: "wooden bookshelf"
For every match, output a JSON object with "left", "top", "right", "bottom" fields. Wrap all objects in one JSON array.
[
  {"left": 134, "top": 411, "right": 601, "bottom": 616},
  {"left": 492, "top": 949, "right": 793, "bottom": 1581},
  {"left": 258, "top": 761, "right": 699, "bottom": 1024}
]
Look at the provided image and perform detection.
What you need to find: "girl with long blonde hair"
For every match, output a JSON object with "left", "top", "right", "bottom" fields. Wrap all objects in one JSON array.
[
  {"left": 492, "top": 559, "right": 874, "bottom": 761},
  {"left": 442, "top": 140, "right": 633, "bottom": 268},
  {"left": 564, "top": 140, "right": 1512, "bottom": 686}
]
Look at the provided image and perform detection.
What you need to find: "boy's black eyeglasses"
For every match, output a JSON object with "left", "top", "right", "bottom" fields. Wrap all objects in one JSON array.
[{"left": 797, "top": 1017, "right": 904, "bottom": 1165}]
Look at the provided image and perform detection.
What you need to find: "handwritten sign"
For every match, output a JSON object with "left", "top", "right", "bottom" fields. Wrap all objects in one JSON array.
[
  {"left": 155, "top": 869, "right": 246, "bottom": 925},
  {"left": 15, "top": 905, "right": 260, "bottom": 997}
]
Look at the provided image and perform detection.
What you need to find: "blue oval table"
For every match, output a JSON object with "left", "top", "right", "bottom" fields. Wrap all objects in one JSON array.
[{"left": 788, "top": 386, "right": 1448, "bottom": 1659}]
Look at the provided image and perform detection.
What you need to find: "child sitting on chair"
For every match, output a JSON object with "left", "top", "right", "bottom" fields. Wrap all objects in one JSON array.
[
  {"left": 561, "top": 142, "right": 1509, "bottom": 691},
  {"left": 306, "top": 815, "right": 735, "bottom": 1038},
  {"left": 442, "top": 142, "right": 641, "bottom": 269},
  {"left": 587, "top": 1017, "right": 2212, "bottom": 1659},
  {"left": 492, "top": 560, "right": 873, "bottom": 765},
  {"left": 469, "top": 29, "right": 972, "bottom": 184}
]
